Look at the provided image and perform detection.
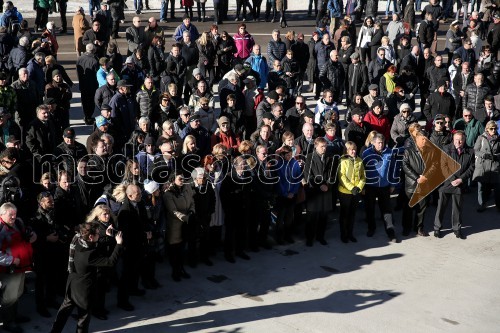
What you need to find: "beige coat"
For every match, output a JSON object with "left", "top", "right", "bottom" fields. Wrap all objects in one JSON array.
[
  {"left": 72, "top": 12, "right": 90, "bottom": 53},
  {"left": 163, "top": 184, "right": 195, "bottom": 245}
]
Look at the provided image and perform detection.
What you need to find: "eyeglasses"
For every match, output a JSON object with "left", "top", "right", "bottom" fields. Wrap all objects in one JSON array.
[
  {"left": 201, "top": 103, "right": 208, "bottom": 106},
  {"left": 487, "top": 127, "right": 498, "bottom": 130},
  {"left": 463, "top": 114, "right": 472, "bottom": 118},
  {"left": 402, "top": 110, "right": 411, "bottom": 113},
  {"left": 1, "top": 159, "right": 14, "bottom": 164},
  {"left": 296, "top": 102, "right": 303, "bottom": 105},
  {"left": 220, "top": 123, "right": 229, "bottom": 126},
  {"left": 435, "top": 121, "right": 444, "bottom": 125},
  {"left": 180, "top": 113, "right": 189, "bottom": 116}
]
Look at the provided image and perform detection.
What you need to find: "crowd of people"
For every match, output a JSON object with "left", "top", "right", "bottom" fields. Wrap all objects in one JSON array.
[{"left": 0, "top": 0, "right": 499, "bottom": 332}]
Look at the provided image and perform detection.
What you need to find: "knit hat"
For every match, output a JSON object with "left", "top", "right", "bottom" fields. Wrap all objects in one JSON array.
[
  {"left": 95, "top": 115, "right": 109, "bottom": 128},
  {"left": 267, "top": 91, "right": 279, "bottom": 100},
  {"left": 144, "top": 180, "right": 159, "bottom": 194},
  {"left": 217, "top": 116, "right": 230, "bottom": 126},
  {"left": 193, "top": 68, "right": 201, "bottom": 76},
  {"left": 52, "top": 70, "right": 61, "bottom": 78},
  {"left": 351, "top": 107, "right": 363, "bottom": 116},
  {"left": 399, "top": 103, "right": 411, "bottom": 112}
]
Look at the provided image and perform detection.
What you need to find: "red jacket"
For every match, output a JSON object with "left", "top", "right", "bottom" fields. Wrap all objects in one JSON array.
[
  {"left": 363, "top": 111, "right": 391, "bottom": 141},
  {"left": 211, "top": 130, "right": 241, "bottom": 153},
  {"left": 0, "top": 219, "right": 33, "bottom": 273}
]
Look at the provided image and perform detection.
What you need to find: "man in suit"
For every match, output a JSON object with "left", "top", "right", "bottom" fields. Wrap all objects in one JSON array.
[{"left": 434, "top": 131, "right": 475, "bottom": 239}]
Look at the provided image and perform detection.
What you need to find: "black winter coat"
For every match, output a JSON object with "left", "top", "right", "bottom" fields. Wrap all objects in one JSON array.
[
  {"left": 439, "top": 144, "right": 475, "bottom": 194},
  {"left": 319, "top": 60, "right": 345, "bottom": 92}
]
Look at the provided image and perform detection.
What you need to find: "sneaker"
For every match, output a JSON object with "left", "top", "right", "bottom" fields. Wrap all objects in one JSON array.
[
  {"left": 476, "top": 204, "right": 486, "bottom": 212},
  {"left": 160, "top": 19, "right": 168, "bottom": 23}
]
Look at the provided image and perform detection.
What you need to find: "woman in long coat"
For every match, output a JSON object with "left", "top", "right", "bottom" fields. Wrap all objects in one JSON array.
[
  {"left": 71, "top": 7, "right": 90, "bottom": 56},
  {"left": 163, "top": 172, "right": 195, "bottom": 281},
  {"left": 473, "top": 121, "right": 500, "bottom": 212}
]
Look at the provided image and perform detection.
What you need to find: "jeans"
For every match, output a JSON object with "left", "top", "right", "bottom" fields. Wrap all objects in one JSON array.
[
  {"left": 385, "top": 0, "right": 399, "bottom": 15},
  {"left": 443, "top": 0, "right": 454, "bottom": 17},
  {"left": 134, "top": 0, "right": 143, "bottom": 11},
  {"left": 457, "top": 0, "right": 469, "bottom": 20},
  {"left": 415, "top": 0, "right": 421, "bottom": 11},
  {"left": 89, "top": 0, "right": 100, "bottom": 17},
  {"left": 160, "top": 0, "right": 175, "bottom": 20}
]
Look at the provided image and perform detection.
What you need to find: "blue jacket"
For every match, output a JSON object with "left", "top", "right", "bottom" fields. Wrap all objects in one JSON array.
[
  {"left": 276, "top": 157, "right": 303, "bottom": 197},
  {"left": 362, "top": 146, "right": 398, "bottom": 188},
  {"left": 245, "top": 53, "right": 269, "bottom": 90},
  {"left": 173, "top": 23, "right": 200, "bottom": 42}
]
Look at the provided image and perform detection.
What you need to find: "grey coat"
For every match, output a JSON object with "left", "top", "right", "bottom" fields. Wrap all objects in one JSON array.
[
  {"left": 163, "top": 185, "right": 195, "bottom": 245},
  {"left": 473, "top": 133, "right": 500, "bottom": 184}
]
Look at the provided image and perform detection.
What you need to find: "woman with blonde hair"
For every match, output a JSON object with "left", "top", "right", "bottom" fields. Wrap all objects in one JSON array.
[
  {"left": 360, "top": 130, "right": 379, "bottom": 155},
  {"left": 181, "top": 135, "right": 201, "bottom": 177},
  {"left": 338, "top": 141, "right": 366, "bottom": 243},
  {"left": 284, "top": 30, "right": 295, "bottom": 50},
  {"left": 380, "top": 36, "right": 396, "bottom": 64},
  {"left": 196, "top": 31, "right": 216, "bottom": 87},
  {"left": 87, "top": 204, "right": 118, "bottom": 319},
  {"left": 122, "top": 159, "right": 146, "bottom": 186}
]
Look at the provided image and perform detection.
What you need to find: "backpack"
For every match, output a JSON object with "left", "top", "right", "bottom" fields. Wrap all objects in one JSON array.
[
  {"left": 0, "top": 175, "right": 21, "bottom": 205},
  {"left": 6, "top": 15, "right": 20, "bottom": 36}
]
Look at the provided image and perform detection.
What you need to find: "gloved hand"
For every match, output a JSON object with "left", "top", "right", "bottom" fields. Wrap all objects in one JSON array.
[
  {"left": 483, "top": 153, "right": 493, "bottom": 160},
  {"left": 351, "top": 186, "right": 361, "bottom": 196}
]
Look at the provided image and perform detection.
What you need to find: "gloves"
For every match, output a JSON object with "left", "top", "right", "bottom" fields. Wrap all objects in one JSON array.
[
  {"left": 483, "top": 153, "right": 493, "bottom": 160},
  {"left": 351, "top": 186, "right": 361, "bottom": 196}
]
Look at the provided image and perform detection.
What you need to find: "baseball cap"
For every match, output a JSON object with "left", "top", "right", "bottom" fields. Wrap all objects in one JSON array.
[{"left": 63, "top": 127, "right": 75, "bottom": 138}]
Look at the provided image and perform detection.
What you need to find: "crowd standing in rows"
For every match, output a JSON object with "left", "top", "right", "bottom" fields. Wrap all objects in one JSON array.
[{"left": 0, "top": 0, "right": 499, "bottom": 332}]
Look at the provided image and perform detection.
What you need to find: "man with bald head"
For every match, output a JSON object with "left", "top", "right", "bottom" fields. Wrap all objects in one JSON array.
[
  {"left": 400, "top": 45, "right": 420, "bottom": 70},
  {"left": 319, "top": 49, "right": 345, "bottom": 103},
  {"left": 116, "top": 184, "right": 150, "bottom": 311}
]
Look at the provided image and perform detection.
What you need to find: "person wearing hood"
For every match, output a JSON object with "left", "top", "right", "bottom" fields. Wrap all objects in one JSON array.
[
  {"left": 41, "top": 21, "right": 59, "bottom": 57},
  {"left": 314, "top": 89, "right": 338, "bottom": 126},
  {"left": 391, "top": 103, "right": 418, "bottom": 147}
]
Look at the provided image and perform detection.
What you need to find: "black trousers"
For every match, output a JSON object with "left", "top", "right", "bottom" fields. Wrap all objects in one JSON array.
[
  {"left": 213, "top": 1, "right": 222, "bottom": 22},
  {"left": 92, "top": 267, "right": 113, "bottom": 314},
  {"left": 59, "top": 1, "right": 67, "bottom": 30},
  {"left": 81, "top": 92, "right": 95, "bottom": 120},
  {"left": 338, "top": 192, "right": 360, "bottom": 239},
  {"left": 275, "top": 196, "right": 295, "bottom": 241},
  {"left": 168, "top": 242, "right": 184, "bottom": 275},
  {"left": 401, "top": 192, "right": 428, "bottom": 232},
  {"left": 305, "top": 211, "right": 327, "bottom": 242},
  {"left": 265, "top": 1, "right": 276, "bottom": 20},
  {"left": 253, "top": 0, "right": 263, "bottom": 19},
  {"left": 117, "top": 252, "right": 142, "bottom": 304},
  {"left": 35, "top": 7, "right": 49, "bottom": 28},
  {"left": 364, "top": 186, "right": 395, "bottom": 234},
  {"left": 434, "top": 191, "right": 463, "bottom": 232},
  {"left": 224, "top": 211, "right": 247, "bottom": 255},
  {"left": 50, "top": 288, "right": 91, "bottom": 333}
]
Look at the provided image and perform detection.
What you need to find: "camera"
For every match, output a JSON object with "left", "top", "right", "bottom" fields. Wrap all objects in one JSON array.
[{"left": 108, "top": 228, "right": 118, "bottom": 237}]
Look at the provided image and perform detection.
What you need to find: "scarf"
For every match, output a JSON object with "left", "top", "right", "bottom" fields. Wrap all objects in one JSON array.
[
  {"left": 68, "top": 233, "right": 83, "bottom": 273},
  {"left": 383, "top": 72, "right": 396, "bottom": 94}
]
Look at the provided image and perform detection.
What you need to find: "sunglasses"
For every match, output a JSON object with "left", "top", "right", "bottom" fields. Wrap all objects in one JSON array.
[{"left": 435, "top": 121, "right": 444, "bottom": 125}]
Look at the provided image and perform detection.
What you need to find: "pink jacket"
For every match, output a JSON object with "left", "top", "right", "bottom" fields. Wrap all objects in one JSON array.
[{"left": 233, "top": 32, "right": 254, "bottom": 60}]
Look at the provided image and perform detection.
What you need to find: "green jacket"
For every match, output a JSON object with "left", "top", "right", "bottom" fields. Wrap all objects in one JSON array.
[
  {"left": 453, "top": 117, "right": 485, "bottom": 148},
  {"left": 34, "top": 0, "right": 54, "bottom": 10}
]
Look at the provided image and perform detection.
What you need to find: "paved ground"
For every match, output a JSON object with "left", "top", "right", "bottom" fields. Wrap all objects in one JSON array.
[{"left": 7, "top": 6, "right": 500, "bottom": 333}]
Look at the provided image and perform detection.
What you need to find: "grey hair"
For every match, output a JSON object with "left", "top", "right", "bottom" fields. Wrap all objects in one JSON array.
[
  {"left": 227, "top": 72, "right": 238, "bottom": 82},
  {"left": 0, "top": 202, "right": 17, "bottom": 216},
  {"left": 100, "top": 133, "right": 114, "bottom": 145},
  {"left": 182, "top": 30, "right": 190, "bottom": 37},
  {"left": 35, "top": 52, "right": 46, "bottom": 61},
  {"left": 371, "top": 133, "right": 386, "bottom": 143},
  {"left": 138, "top": 117, "right": 150, "bottom": 125},
  {"left": 86, "top": 43, "right": 95, "bottom": 53},
  {"left": 191, "top": 167, "right": 206, "bottom": 182},
  {"left": 18, "top": 68, "right": 28, "bottom": 76},
  {"left": 272, "top": 29, "right": 280, "bottom": 34},
  {"left": 19, "top": 37, "right": 29, "bottom": 47}
]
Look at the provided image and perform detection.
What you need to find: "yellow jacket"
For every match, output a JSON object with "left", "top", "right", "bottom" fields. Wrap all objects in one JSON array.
[{"left": 338, "top": 155, "right": 366, "bottom": 195}]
